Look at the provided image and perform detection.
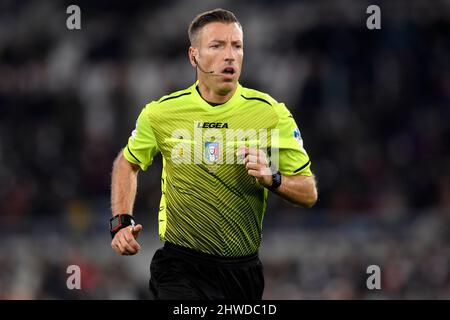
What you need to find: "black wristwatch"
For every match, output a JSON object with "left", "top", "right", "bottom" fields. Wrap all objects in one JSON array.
[
  {"left": 110, "top": 214, "right": 135, "bottom": 239},
  {"left": 267, "top": 171, "right": 282, "bottom": 191}
]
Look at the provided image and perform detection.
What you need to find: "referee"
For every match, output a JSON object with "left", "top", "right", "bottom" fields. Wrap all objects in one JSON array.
[{"left": 110, "top": 8, "right": 318, "bottom": 300}]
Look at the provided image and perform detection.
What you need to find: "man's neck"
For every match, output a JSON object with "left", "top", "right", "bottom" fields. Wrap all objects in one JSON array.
[{"left": 197, "top": 82, "right": 236, "bottom": 105}]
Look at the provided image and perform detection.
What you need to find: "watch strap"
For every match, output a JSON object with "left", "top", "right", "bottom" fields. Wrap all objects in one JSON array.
[{"left": 268, "top": 171, "right": 282, "bottom": 191}]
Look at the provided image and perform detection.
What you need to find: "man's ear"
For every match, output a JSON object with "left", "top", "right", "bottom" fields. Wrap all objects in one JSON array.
[{"left": 188, "top": 47, "right": 197, "bottom": 68}]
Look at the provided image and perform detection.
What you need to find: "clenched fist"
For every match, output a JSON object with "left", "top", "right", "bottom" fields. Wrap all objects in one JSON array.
[
  {"left": 111, "top": 224, "right": 143, "bottom": 255},
  {"left": 238, "top": 147, "right": 273, "bottom": 187}
]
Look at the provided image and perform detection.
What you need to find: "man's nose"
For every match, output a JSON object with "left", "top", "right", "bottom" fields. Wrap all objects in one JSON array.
[{"left": 224, "top": 45, "right": 235, "bottom": 62}]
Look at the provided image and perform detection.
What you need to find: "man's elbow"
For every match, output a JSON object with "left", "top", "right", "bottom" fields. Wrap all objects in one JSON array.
[
  {"left": 296, "top": 175, "right": 318, "bottom": 208},
  {"left": 302, "top": 187, "right": 318, "bottom": 209},
  {"left": 297, "top": 175, "right": 318, "bottom": 208}
]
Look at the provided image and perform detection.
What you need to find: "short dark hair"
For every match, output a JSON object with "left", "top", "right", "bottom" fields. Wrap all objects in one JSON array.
[{"left": 188, "top": 8, "right": 242, "bottom": 45}]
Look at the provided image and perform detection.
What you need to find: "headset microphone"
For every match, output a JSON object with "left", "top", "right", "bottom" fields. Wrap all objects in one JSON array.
[{"left": 193, "top": 56, "right": 215, "bottom": 75}]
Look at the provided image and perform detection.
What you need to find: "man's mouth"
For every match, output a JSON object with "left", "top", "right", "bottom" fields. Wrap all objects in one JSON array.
[{"left": 221, "top": 67, "right": 236, "bottom": 75}]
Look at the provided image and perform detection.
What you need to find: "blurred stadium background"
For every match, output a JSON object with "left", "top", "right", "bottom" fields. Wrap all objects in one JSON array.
[{"left": 0, "top": 0, "right": 449, "bottom": 299}]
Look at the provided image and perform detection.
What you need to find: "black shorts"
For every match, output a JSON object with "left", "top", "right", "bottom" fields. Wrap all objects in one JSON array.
[{"left": 149, "top": 242, "right": 265, "bottom": 300}]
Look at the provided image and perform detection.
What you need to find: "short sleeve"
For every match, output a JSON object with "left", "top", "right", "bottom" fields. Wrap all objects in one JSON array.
[
  {"left": 123, "top": 103, "right": 159, "bottom": 171},
  {"left": 272, "top": 103, "right": 312, "bottom": 176}
]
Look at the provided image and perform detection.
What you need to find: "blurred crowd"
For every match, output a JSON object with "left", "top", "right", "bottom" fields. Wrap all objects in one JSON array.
[
  {"left": 2, "top": 211, "right": 450, "bottom": 299},
  {"left": 0, "top": 0, "right": 449, "bottom": 299}
]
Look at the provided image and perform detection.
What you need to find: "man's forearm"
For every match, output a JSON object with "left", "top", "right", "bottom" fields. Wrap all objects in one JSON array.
[
  {"left": 111, "top": 151, "right": 139, "bottom": 216},
  {"left": 272, "top": 174, "right": 318, "bottom": 208}
]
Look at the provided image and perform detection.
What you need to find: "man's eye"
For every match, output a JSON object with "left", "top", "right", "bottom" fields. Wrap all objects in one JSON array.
[{"left": 210, "top": 44, "right": 220, "bottom": 48}]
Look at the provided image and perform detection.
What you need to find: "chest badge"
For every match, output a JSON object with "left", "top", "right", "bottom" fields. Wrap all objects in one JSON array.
[{"left": 204, "top": 141, "right": 220, "bottom": 163}]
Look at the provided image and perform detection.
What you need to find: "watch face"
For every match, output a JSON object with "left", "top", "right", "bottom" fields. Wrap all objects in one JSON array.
[{"left": 110, "top": 217, "right": 120, "bottom": 229}]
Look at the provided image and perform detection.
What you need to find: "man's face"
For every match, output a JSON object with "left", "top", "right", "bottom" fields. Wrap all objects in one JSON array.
[{"left": 192, "top": 22, "right": 244, "bottom": 95}]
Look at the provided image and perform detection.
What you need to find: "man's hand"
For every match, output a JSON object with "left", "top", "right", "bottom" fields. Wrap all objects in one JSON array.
[
  {"left": 111, "top": 224, "right": 143, "bottom": 255},
  {"left": 239, "top": 147, "right": 273, "bottom": 187},
  {"left": 238, "top": 146, "right": 318, "bottom": 208}
]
